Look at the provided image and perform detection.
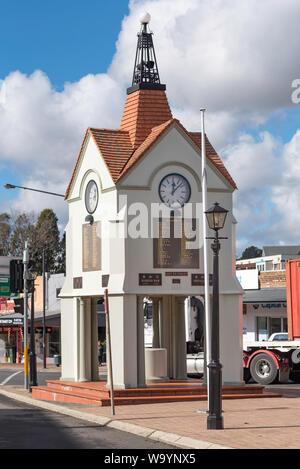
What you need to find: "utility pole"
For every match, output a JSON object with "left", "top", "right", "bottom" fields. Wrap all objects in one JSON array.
[
  {"left": 29, "top": 279, "right": 38, "bottom": 390},
  {"left": 23, "top": 241, "right": 29, "bottom": 390},
  {"left": 42, "top": 249, "right": 46, "bottom": 368}
]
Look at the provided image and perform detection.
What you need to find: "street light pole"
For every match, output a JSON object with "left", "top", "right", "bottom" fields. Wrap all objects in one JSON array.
[
  {"left": 29, "top": 278, "right": 38, "bottom": 390},
  {"left": 42, "top": 249, "right": 47, "bottom": 369},
  {"left": 207, "top": 230, "right": 223, "bottom": 430},
  {"left": 4, "top": 184, "right": 64, "bottom": 198},
  {"left": 23, "top": 242, "right": 29, "bottom": 390},
  {"left": 205, "top": 202, "right": 229, "bottom": 431}
]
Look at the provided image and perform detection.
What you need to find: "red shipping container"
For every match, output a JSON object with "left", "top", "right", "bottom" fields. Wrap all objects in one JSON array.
[{"left": 286, "top": 259, "right": 300, "bottom": 340}]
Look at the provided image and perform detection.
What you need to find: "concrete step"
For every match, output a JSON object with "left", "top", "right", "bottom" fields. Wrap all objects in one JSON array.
[
  {"left": 32, "top": 384, "right": 281, "bottom": 407},
  {"left": 45, "top": 380, "right": 267, "bottom": 398}
]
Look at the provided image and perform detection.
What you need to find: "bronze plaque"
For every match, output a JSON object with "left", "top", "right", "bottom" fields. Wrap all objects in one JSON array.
[
  {"left": 82, "top": 222, "right": 101, "bottom": 272},
  {"left": 172, "top": 278, "right": 181, "bottom": 284},
  {"left": 139, "top": 273, "right": 162, "bottom": 286},
  {"left": 191, "top": 273, "right": 213, "bottom": 286},
  {"left": 102, "top": 274, "right": 109, "bottom": 288},
  {"left": 73, "top": 277, "right": 82, "bottom": 289},
  {"left": 153, "top": 218, "right": 199, "bottom": 269},
  {"left": 165, "top": 272, "right": 188, "bottom": 277}
]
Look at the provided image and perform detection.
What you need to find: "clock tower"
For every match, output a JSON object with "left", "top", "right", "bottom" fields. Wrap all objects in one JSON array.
[{"left": 60, "top": 15, "right": 243, "bottom": 388}]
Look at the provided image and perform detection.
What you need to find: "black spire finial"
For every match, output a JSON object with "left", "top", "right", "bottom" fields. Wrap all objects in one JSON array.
[{"left": 127, "top": 13, "right": 166, "bottom": 95}]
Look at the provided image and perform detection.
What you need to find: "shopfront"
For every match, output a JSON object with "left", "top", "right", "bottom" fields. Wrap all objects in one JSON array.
[{"left": 0, "top": 317, "right": 23, "bottom": 363}]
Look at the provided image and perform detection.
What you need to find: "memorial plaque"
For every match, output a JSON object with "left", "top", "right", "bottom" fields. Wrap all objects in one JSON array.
[
  {"left": 172, "top": 278, "right": 181, "bottom": 284},
  {"left": 82, "top": 222, "right": 101, "bottom": 272},
  {"left": 153, "top": 218, "right": 199, "bottom": 269},
  {"left": 73, "top": 277, "right": 83, "bottom": 289},
  {"left": 102, "top": 274, "right": 110, "bottom": 288},
  {"left": 191, "top": 273, "right": 213, "bottom": 286},
  {"left": 139, "top": 273, "right": 162, "bottom": 286},
  {"left": 165, "top": 272, "right": 188, "bottom": 277}
]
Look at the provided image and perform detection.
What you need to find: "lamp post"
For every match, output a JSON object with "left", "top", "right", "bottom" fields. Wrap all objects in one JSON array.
[
  {"left": 205, "top": 202, "right": 228, "bottom": 430},
  {"left": 29, "top": 268, "right": 38, "bottom": 391},
  {"left": 4, "top": 183, "right": 64, "bottom": 198},
  {"left": 5, "top": 182, "right": 64, "bottom": 372}
]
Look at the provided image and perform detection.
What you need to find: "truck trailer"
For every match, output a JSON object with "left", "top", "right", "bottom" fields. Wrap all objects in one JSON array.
[{"left": 243, "top": 259, "right": 300, "bottom": 385}]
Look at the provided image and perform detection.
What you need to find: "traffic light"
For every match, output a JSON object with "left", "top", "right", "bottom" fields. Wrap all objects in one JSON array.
[
  {"left": 13, "top": 298, "right": 24, "bottom": 315},
  {"left": 10, "top": 259, "right": 24, "bottom": 293}
]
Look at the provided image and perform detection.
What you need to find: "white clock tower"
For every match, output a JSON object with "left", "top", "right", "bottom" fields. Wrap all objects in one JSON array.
[{"left": 59, "top": 16, "right": 244, "bottom": 389}]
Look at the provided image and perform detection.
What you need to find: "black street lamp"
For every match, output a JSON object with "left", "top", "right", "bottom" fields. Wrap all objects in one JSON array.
[
  {"left": 205, "top": 202, "right": 228, "bottom": 430},
  {"left": 4, "top": 183, "right": 64, "bottom": 198},
  {"left": 28, "top": 268, "right": 38, "bottom": 391}
]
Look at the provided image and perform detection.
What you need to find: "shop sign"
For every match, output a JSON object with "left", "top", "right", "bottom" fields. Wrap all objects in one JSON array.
[
  {"left": 0, "top": 317, "right": 23, "bottom": 326},
  {"left": 0, "top": 276, "right": 11, "bottom": 297}
]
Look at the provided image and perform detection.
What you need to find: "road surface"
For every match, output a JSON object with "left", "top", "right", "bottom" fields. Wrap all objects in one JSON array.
[{"left": 0, "top": 393, "right": 175, "bottom": 449}]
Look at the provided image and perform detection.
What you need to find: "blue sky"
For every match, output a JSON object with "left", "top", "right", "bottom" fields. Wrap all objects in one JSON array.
[
  {"left": 1, "top": 0, "right": 300, "bottom": 255},
  {"left": 0, "top": 0, "right": 129, "bottom": 88}
]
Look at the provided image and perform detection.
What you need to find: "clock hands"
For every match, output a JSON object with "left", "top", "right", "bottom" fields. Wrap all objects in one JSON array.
[{"left": 172, "top": 181, "right": 184, "bottom": 195}]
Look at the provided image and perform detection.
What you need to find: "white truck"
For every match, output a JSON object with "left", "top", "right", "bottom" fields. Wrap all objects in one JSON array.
[{"left": 243, "top": 332, "right": 300, "bottom": 385}]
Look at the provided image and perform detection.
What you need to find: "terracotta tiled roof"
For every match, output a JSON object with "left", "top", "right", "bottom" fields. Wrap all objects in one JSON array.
[
  {"left": 189, "top": 132, "right": 237, "bottom": 189},
  {"left": 65, "top": 128, "right": 132, "bottom": 198},
  {"left": 65, "top": 90, "right": 236, "bottom": 199},
  {"left": 117, "top": 119, "right": 174, "bottom": 181},
  {"left": 89, "top": 128, "right": 132, "bottom": 183},
  {"left": 120, "top": 89, "right": 173, "bottom": 149},
  {"left": 117, "top": 119, "right": 237, "bottom": 189}
]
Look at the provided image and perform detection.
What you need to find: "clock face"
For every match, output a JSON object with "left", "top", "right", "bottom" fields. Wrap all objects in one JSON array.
[
  {"left": 85, "top": 180, "right": 98, "bottom": 214},
  {"left": 159, "top": 173, "right": 191, "bottom": 208}
]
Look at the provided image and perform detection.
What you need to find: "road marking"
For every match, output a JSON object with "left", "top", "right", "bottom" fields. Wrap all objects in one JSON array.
[{"left": 0, "top": 370, "right": 23, "bottom": 386}]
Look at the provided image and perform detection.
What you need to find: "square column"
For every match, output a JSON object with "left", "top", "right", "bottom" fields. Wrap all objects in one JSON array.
[{"left": 107, "top": 294, "right": 145, "bottom": 388}]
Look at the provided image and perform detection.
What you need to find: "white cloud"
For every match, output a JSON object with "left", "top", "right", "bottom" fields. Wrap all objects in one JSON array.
[
  {"left": 1, "top": 0, "right": 300, "bottom": 250},
  {"left": 0, "top": 71, "right": 125, "bottom": 225},
  {"left": 111, "top": 0, "right": 300, "bottom": 114}
]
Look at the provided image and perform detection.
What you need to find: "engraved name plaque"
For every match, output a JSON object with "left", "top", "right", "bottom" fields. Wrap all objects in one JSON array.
[
  {"left": 82, "top": 222, "right": 101, "bottom": 272},
  {"left": 191, "top": 273, "right": 213, "bottom": 286},
  {"left": 153, "top": 218, "right": 199, "bottom": 269},
  {"left": 139, "top": 273, "right": 162, "bottom": 286}
]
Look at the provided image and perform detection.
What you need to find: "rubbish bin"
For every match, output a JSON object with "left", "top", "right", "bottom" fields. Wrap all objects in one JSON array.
[
  {"left": 6, "top": 346, "right": 16, "bottom": 364},
  {"left": 54, "top": 355, "right": 61, "bottom": 367}
]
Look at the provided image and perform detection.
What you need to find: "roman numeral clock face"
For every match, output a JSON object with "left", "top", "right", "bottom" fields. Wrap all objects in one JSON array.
[
  {"left": 85, "top": 180, "right": 99, "bottom": 214},
  {"left": 159, "top": 173, "right": 191, "bottom": 208}
]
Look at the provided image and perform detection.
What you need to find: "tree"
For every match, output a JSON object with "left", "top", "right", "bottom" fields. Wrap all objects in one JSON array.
[
  {"left": 0, "top": 213, "right": 11, "bottom": 255},
  {"left": 33, "top": 209, "right": 61, "bottom": 274},
  {"left": 56, "top": 232, "right": 66, "bottom": 274},
  {"left": 240, "top": 246, "right": 262, "bottom": 260},
  {"left": 9, "top": 212, "right": 36, "bottom": 257}
]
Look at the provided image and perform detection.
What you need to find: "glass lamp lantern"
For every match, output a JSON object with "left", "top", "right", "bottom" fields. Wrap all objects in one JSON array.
[{"left": 205, "top": 202, "right": 228, "bottom": 232}]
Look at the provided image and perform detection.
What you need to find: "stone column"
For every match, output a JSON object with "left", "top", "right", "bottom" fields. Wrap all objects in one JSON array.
[
  {"left": 152, "top": 297, "right": 160, "bottom": 348},
  {"left": 137, "top": 295, "right": 146, "bottom": 387},
  {"left": 78, "top": 298, "right": 88, "bottom": 382},
  {"left": 173, "top": 296, "right": 187, "bottom": 379},
  {"left": 90, "top": 297, "right": 99, "bottom": 381}
]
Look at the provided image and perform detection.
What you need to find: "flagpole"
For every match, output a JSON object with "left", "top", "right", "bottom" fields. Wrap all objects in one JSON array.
[{"left": 200, "top": 108, "right": 211, "bottom": 410}]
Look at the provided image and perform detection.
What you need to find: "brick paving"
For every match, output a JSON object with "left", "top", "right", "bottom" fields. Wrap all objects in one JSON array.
[{"left": 2, "top": 385, "right": 300, "bottom": 449}]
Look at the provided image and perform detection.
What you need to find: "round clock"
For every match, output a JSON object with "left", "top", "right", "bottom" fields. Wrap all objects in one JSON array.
[
  {"left": 159, "top": 173, "right": 191, "bottom": 208},
  {"left": 85, "top": 180, "right": 98, "bottom": 214}
]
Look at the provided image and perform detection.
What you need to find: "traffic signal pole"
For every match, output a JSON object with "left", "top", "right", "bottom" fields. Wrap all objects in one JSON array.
[{"left": 23, "top": 242, "right": 29, "bottom": 390}]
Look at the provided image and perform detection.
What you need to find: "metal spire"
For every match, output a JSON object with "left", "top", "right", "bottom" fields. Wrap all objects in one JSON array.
[{"left": 127, "top": 13, "right": 166, "bottom": 94}]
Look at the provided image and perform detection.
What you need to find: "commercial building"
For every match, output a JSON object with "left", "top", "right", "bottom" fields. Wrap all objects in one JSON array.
[{"left": 236, "top": 246, "right": 299, "bottom": 343}]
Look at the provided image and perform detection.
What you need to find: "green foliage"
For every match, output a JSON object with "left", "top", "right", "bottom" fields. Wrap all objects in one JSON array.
[
  {"left": 0, "top": 213, "right": 11, "bottom": 256},
  {"left": 0, "top": 208, "right": 65, "bottom": 274},
  {"left": 239, "top": 245, "right": 262, "bottom": 260}
]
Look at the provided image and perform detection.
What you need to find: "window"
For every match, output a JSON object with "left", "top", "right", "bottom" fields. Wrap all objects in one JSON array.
[
  {"left": 256, "top": 316, "right": 287, "bottom": 340},
  {"left": 269, "top": 317, "right": 281, "bottom": 336},
  {"left": 256, "top": 317, "right": 268, "bottom": 341}
]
